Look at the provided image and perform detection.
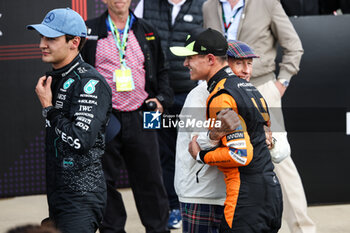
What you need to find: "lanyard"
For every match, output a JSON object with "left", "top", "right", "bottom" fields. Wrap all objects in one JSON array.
[
  {"left": 221, "top": 3, "right": 243, "bottom": 37},
  {"left": 108, "top": 15, "right": 130, "bottom": 67}
]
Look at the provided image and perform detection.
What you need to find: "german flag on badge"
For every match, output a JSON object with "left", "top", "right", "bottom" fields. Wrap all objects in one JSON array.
[{"left": 145, "top": 32, "right": 155, "bottom": 41}]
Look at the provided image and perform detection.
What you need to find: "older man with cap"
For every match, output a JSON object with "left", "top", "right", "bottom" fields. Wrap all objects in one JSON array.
[
  {"left": 227, "top": 40, "right": 291, "bottom": 163},
  {"left": 27, "top": 8, "right": 112, "bottom": 233},
  {"left": 172, "top": 29, "right": 283, "bottom": 232}
]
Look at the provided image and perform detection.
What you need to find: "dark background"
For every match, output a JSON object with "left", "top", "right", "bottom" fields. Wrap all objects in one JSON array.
[
  {"left": 282, "top": 15, "right": 350, "bottom": 204},
  {"left": 0, "top": 0, "right": 349, "bottom": 204}
]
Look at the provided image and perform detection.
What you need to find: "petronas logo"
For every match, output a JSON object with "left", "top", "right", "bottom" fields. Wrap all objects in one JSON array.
[
  {"left": 201, "top": 46, "right": 207, "bottom": 51},
  {"left": 84, "top": 80, "right": 99, "bottom": 94}
]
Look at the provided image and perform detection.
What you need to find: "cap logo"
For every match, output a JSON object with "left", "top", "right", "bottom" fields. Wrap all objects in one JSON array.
[
  {"left": 185, "top": 41, "right": 195, "bottom": 52},
  {"left": 201, "top": 46, "right": 207, "bottom": 51},
  {"left": 44, "top": 13, "right": 55, "bottom": 23},
  {"left": 186, "top": 35, "right": 191, "bottom": 41}
]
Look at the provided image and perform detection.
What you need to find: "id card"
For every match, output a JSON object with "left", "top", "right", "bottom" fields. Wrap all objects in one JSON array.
[{"left": 113, "top": 66, "right": 134, "bottom": 92}]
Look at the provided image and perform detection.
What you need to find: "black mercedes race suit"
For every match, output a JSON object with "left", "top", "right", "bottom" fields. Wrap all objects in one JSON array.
[{"left": 44, "top": 55, "right": 112, "bottom": 233}]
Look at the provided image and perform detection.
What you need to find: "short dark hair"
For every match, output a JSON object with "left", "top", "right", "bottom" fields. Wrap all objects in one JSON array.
[
  {"left": 197, "top": 54, "right": 227, "bottom": 63},
  {"left": 216, "top": 55, "right": 228, "bottom": 63},
  {"left": 65, "top": 35, "right": 86, "bottom": 51}
]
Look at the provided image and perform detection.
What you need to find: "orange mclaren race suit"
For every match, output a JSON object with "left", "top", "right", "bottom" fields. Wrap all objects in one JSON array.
[{"left": 198, "top": 67, "right": 283, "bottom": 233}]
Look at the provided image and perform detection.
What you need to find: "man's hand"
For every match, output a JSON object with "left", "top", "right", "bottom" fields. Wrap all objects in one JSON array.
[
  {"left": 264, "top": 125, "right": 274, "bottom": 149},
  {"left": 145, "top": 98, "right": 164, "bottom": 113},
  {"left": 188, "top": 135, "right": 201, "bottom": 160},
  {"left": 35, "top": 76, "right": 53, "bottom": 108},
  {"left": 274, "top": 81, "right": 287, "bottom": 97},
  {"left": 209, "top": 108, "right": 240, "bottom": 140}
]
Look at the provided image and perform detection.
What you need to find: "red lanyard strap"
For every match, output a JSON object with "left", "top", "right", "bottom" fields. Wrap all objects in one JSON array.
[{"left": 221, "top": 2, "right": 243, "bottom": 35}]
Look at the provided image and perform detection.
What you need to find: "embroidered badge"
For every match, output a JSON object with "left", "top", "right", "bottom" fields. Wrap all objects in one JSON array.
[
  {"left": 63, "top": 78, "right": 75, "bottom": 90},
  {"left": 84, "top": 79, "right": 99, "bottom": 94}
]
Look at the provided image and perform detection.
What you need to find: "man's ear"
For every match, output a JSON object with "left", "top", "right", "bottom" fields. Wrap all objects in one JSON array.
[
  {"left": 70, "top": 36, "right": 81, "bottom": 50},
  {"left": 207, "top": 54, "right": 216, "bottom": 66}
]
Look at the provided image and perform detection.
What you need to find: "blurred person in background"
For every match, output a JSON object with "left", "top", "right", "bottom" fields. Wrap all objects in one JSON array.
[
  {"left": 134, "top": 0, "right": 206, "bottom": 229},
  {"left": 81, "top": 0, "right": 173, "bottom": 232},
  {"left": 280, "top": 0, "right": 319, "bottom": 16},
  {"left": 319, "top": 0, "right": 350, "bottom": 14}
]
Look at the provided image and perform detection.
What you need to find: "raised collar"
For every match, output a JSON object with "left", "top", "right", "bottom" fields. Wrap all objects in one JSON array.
[
  {"left": 207, "top": 66, "right": 236, "bottom": 93},
  {"left": 46, "top": 54, "right": 82, "bottom": 79}
]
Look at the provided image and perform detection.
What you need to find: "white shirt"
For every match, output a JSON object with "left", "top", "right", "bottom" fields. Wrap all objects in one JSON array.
[
  {"left": 220, "top": 0, "right": 244, "bottom": 40},
  {"left": 135, "top": 0, "right": 187, "bottom": 25},
  {"left": 174, "top": 82, "right": 226, "bottom": 205}
]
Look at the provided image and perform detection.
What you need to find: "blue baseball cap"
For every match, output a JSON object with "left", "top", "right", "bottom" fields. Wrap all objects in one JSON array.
[{"left": 27, "top": 8, "right": 87, "bottom": 38}]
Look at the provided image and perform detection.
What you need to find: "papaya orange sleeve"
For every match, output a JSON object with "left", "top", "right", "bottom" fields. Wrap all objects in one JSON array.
[{"left": 200, "top": 93, "right": 254, "bottom": 167}]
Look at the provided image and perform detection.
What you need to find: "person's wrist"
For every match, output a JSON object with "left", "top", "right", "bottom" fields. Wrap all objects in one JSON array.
[
  {"left": 278, "top": 79, "right": 289, "bottom": 88},
  {"left": 42, "top": 106, "right": 54, "bottom": 118},
  {"left": 43, "top": 103, "right": 53, "bottom": 108},
  {"left": 209, "top": 130, "right": 217, "bottom": 140}
]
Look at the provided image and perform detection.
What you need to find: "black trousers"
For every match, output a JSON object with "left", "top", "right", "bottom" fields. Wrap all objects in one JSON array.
[
  {"left": 100, "top": 110, "right": 170, "bottom": 233},
  {"left": 49, "top": 190, "right": 106, "bottom": 233},
  {"left": 219, "top": 173, "right": 283, "bottom": 233}
]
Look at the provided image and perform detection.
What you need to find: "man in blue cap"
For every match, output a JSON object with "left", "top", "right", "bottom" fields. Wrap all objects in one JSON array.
[{"left": 27, "top": 8, "right": 112, "bottom": 233}]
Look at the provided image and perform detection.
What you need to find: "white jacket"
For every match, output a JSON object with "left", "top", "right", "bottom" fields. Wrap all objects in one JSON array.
[{"left": 174, "top": 82, "right": 226, "bottom": 205}]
